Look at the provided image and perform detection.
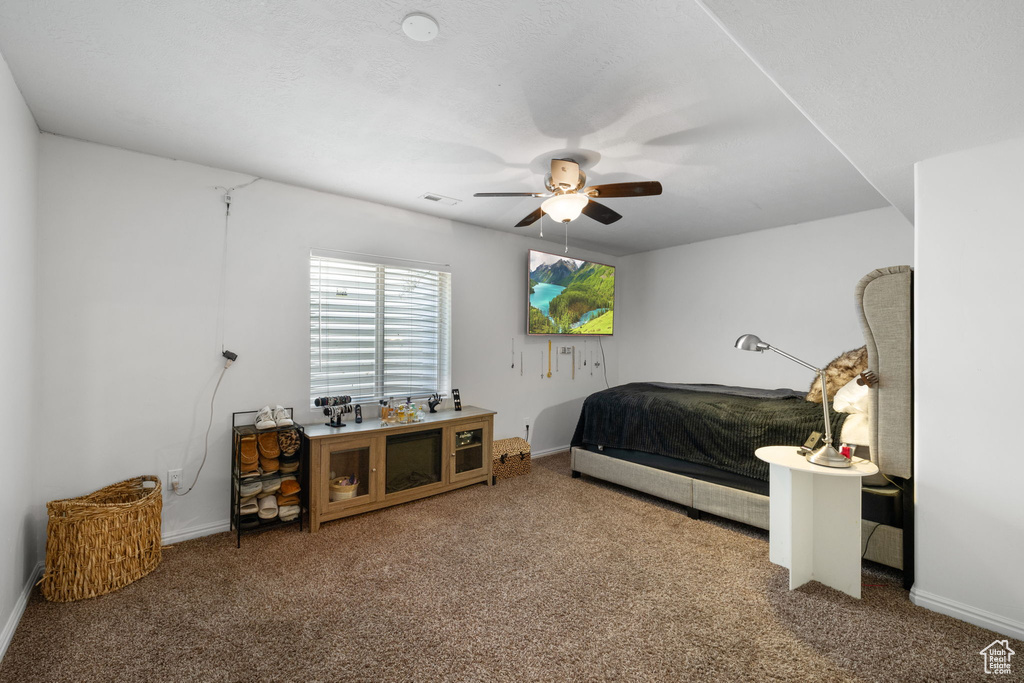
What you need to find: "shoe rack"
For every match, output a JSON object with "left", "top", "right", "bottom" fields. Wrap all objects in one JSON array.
[{"left": 230, "top": 409, "right": 305, "bottom": 548}]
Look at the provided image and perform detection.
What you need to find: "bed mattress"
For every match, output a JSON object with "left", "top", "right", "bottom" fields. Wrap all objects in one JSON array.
[{"left": 570, "top": 382, "right": 848, "bottom": 482}]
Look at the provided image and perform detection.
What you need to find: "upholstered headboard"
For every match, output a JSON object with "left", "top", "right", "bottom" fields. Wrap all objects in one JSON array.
[{"left": 856, "top": 266, "right": 913, "bottom": 479}]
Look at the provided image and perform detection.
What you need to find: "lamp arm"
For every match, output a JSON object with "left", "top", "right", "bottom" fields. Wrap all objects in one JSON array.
[
  {"left": 765, "top": 345, "right": 833, "bottom": 446},
  {"left": 818, "top": 370, "right": 833, "bottom": 447},
  {"left": 765, "top": 345, "right": 820, "bottom": 373}
]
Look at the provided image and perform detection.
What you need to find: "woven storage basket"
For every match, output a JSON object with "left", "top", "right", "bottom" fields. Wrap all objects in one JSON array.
[
  {"left": 330, "top": 477, "right": 359, "bottom": 501},
  {"left": 40, "top": 475, "right": 163, "bottom": 602}
]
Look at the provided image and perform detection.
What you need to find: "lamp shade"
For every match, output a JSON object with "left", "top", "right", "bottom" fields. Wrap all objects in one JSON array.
[
  {"left": 735, "top": 334, "right": 768, "bottom": 351},
  {"left": 541, "top": 193, "right": 589, "bottom": 223}
]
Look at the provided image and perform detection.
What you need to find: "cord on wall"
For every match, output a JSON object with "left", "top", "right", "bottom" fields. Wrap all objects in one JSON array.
[
  {"left": 213, "top": 177, "right": 261, "bottom": 355},
  {"left": 173, "top": 350, "right": 237, "bottom": 496},
  {"left": 177, "top": 178, "right": 259, "bottom": 495},
  {"left": 598, "top": 337, "right": 609, "bottom": 389}
]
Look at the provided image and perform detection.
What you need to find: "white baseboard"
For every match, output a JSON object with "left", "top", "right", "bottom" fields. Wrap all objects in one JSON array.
[
  {"left": 530, "top": 445, "right": 571, "bottom": 458},
  {"left": 1, "top": 561, "right": 43, "bottom": 663},
  {"left": 911, "top": 586, "right": 1024, "bottom": 640},
  {"left": 161, "top": 520, "right": 230, "bottom": 546}
]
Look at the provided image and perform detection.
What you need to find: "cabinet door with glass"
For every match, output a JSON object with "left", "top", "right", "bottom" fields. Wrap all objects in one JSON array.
[
  {"left": 318, "top": 435, "right": 382, "bottom": 514},
  {"left": 448, "top": 420, "right": 491, "bottom": 483}
]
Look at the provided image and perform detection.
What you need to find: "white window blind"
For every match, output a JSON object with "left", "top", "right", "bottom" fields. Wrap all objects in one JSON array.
[{"left": 310, "top": 252, "right": 451, "bottom": 406}]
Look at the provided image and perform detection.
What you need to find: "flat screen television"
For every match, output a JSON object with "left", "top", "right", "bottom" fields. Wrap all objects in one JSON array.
[{"left": 527, "top": 249, "right": 615, "bottom": 335}]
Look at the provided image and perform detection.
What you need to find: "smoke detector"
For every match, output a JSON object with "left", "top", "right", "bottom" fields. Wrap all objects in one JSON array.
[{"left": 402, "top": 13, "right": 439, "bottom": 42}]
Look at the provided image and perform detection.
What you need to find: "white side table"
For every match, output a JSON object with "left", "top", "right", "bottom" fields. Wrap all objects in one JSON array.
[{"left": 755, "top": 445, "right": 879, "bottom": 598}]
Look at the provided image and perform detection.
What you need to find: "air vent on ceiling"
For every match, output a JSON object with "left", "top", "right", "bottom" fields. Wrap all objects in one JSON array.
[{"left": 419, "top": 192, "right": 461, "bottom": 206}]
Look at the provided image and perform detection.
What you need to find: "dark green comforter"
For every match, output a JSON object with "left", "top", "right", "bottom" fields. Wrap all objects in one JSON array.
[{"left": 570, "top": 383, "right": 847, "bottom": 482}]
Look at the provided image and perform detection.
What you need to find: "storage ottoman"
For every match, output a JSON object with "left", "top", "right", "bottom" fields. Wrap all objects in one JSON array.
[{"left": 492, "top": 437, "right": 531, "bottom": 481}]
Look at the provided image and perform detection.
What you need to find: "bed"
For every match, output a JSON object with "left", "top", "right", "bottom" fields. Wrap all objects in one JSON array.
[{"left": 569, "top": 266, "right": 914, "bottom": 586}]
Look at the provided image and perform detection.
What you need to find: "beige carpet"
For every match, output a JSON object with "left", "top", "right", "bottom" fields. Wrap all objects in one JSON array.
[{"left": 1, "top": 452, "right": 1011, "bottom": 682}]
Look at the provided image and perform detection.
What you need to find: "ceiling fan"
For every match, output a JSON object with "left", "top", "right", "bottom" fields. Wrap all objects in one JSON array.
[{"left": 474, "top": 158, "right": 662, "bottom": 227}]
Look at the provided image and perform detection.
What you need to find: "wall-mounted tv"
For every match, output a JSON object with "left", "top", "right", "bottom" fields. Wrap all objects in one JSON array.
[{"left": 528, "top": 249, "right": 615, "bottom": 335}]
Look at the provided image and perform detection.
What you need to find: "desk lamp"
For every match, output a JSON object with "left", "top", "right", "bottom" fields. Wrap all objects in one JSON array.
[{"left": 734, "top": 334, "right": 850, "bottom": 468}]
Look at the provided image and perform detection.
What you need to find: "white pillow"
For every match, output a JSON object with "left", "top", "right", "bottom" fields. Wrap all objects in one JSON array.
[{"left": 833, "top": 376, "right": 870, "bottom": 414}]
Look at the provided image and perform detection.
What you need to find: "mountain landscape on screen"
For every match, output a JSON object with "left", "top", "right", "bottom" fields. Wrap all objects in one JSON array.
[{"left": 528, "top": 250, "right": 615, "bottom": 335}]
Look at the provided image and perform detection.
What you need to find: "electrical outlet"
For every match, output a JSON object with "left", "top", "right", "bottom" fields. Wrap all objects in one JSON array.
[
  {"left": 167, "top": 469, "right": 182, "bottom": 491},
  {"left": 523, "top": 417, "right": 531, "bottom": 429}
]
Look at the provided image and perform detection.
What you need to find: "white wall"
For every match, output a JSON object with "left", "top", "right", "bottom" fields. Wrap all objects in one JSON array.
[
  {"left": 0, "top": 53, "right": 38, "bottom": 656},
  {"left": 35, "top": 135, "right": 617, "bottom": 542},
  {"left": 617, "top": 207, "right": 913, "bottom": 390},
  {"left": 913, "top": 135, "right": 1024, "bottom": 639}
]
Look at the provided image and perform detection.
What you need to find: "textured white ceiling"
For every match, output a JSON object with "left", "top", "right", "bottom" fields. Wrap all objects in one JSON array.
[
  {"left": 699, "top": 0, "right": 1024, "bottom": 221},
  {"left": 0, "top": 0, "right": 891, "bottom": 255}
]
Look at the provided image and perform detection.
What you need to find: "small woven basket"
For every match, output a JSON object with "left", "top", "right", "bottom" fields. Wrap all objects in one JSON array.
[
  {"left": 330, "top": 477, "right": 359, "bottom": 501},
  {"left": 40, "top": 475, "right": 163, "bottom": 602}
]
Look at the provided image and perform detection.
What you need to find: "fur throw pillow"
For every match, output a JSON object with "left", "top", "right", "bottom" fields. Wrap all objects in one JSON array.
[{"left": 806, "top": 346, "right": 868, "bottom": 404}]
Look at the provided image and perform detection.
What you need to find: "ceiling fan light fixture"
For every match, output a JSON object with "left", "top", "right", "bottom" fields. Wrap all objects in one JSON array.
[{"left": 541, "top": 193, "right": 589, "bottom": 223}]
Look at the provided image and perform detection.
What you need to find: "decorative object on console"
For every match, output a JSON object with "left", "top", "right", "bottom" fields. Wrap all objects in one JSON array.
[
  {"left": 734, "top": 334, "right": 849, "bottom": 468},
  {"left": 805, "top": 346, "right": 868, "bottom": 403},
  {"left": 452, "top": 388, "right": 462, "bottom": 411}
]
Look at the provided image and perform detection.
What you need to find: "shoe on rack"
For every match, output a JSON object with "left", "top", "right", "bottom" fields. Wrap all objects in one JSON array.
[
  {"left": 276, "top": 492, "right": 299, "bottom": 507},
  {"left": 278, "top": 429, "right": 300, "bottom": 455},
  {"left": 255, "top": 406, "right": 276, "bottom": 430},
  {"left": 257, "top": 432, "right": 281, "bottom": 458},
  {"left": 272, "top": 406, "right": 293, "bottom": 428},
  {"left": 260, "top": 473, "right": 282, "bottom": 494},
  {"left": 278, "top": 504, "right": 300, "bottom": 522},
  {"left": 239, "top": 435, "right": 259, "bottom": 465},
  {"left": 252, "top": 409, "right": 274, "bottom": 430},
  {"left": 239, "top": 478, "right": 262, "bottom": 497},
  {"left": 257, "top": 495, "right": 279, "bottom": 520}
]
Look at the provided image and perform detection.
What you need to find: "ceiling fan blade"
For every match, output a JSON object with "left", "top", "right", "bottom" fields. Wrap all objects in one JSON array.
[
  {"left": 514, "top": 206, "right": 546, "bottom": 227},
  {"left": 581, "top": 200, "right": 622, "bottom": 225},
  {"left": 474, "top": 192, "right": 546, "bottom": 197},
  {"left": 550, "top": 159, "right": 581, "bottom": 191},
  {"left": 583, "top": 181, "right": 663, "bottom": 198}
]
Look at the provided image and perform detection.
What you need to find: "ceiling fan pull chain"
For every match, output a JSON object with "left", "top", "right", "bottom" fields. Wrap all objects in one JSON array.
[
  {"left": 564, "top": 221, "right": 569, "bottom": 253},
  {"left": 539, "top": 213, "right": 544, "bottom": 238}
]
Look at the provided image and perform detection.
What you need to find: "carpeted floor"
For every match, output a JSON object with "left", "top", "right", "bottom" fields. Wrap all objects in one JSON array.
[{"left": 1, "top": 452, "right": 1012, "bottom": 682}]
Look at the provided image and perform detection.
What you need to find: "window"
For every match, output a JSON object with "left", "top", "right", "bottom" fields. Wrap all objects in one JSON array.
[{"left": 310, "top": 251, "right": 451, "bottom": 407}]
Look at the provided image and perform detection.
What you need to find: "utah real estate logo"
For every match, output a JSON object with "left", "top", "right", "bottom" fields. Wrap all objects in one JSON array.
[{"left": 980, "top": 640, "right": 1015, "bottom": 675}]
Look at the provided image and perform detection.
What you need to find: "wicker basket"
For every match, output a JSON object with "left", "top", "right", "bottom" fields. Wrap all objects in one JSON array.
[
  {"left": 40, "top": 475, "right": 163, "bottom": 602},
  {"left": 330, "top": 477, "right": 359, "bottom": 501}
]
